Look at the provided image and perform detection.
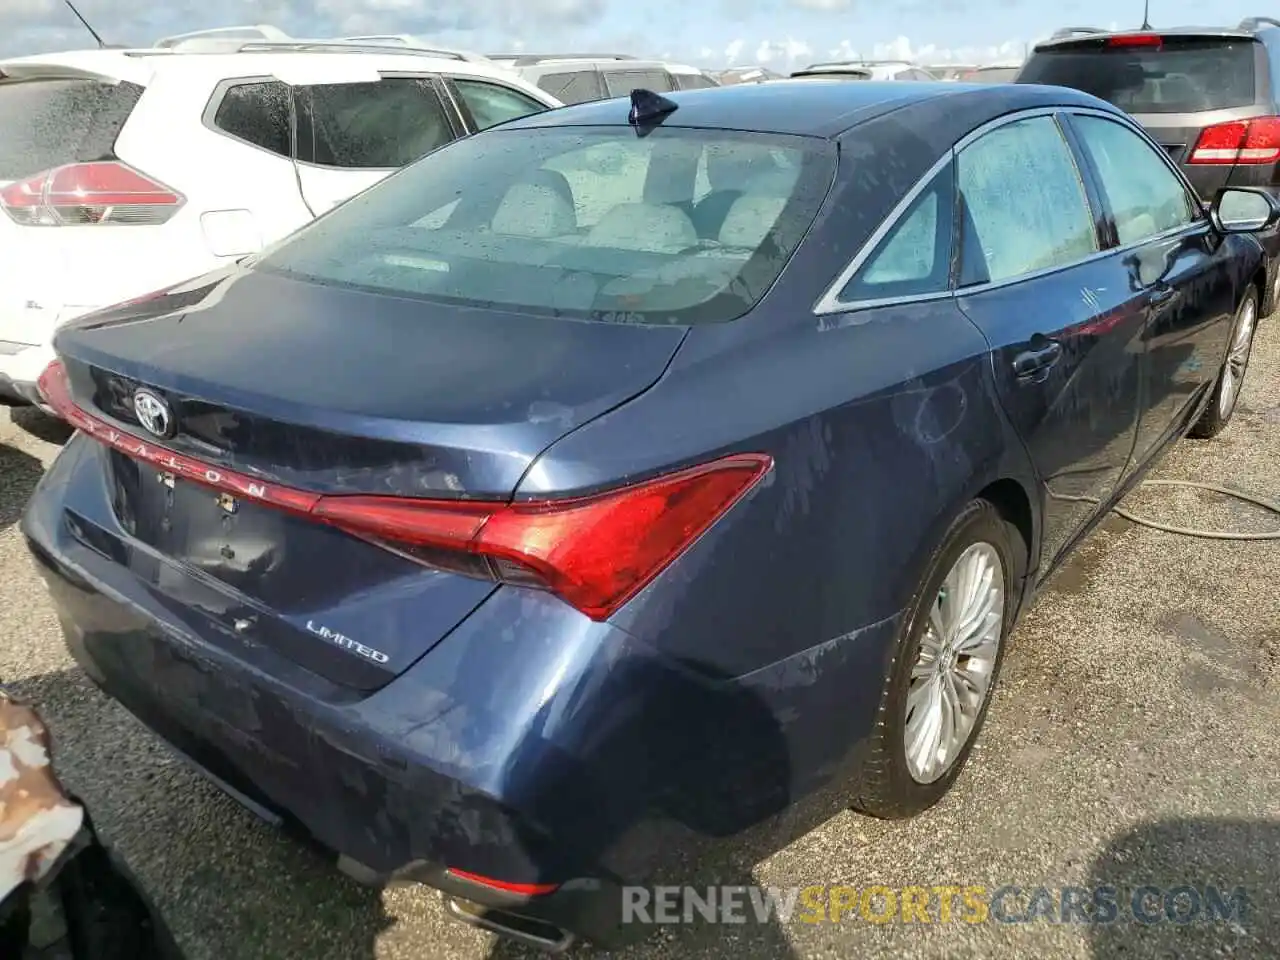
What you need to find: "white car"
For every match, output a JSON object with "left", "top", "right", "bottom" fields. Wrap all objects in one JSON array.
[
  {"left": 0, "top": 37, "right": 560, "bottom": 408},
  {"left": 795, "top": 59, "right": 939, "bottom": 82}
]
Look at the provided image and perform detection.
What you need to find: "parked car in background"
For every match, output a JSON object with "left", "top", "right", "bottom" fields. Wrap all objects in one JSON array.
[
  {"left": 797, "top": 59, "right": 938, "bottom": 81},
  {"left": 928, "top": 64, "right": 978, "bottom": 81},
  {"left": 25, "top": 77, "right": 1273, "bottom": 950},
  {"left": 716, "top": 66, "right": 784, "bottom": 85},
  {"left": 488, "top": 54, "right": 719, "bottom": 104},
  {"left": 959, "top": 62, "right": 1023, "bottom": 82},
  {"left": 1018, "top": 17, "right": 1280, "bottom": 311},
  {"left": 0, "top": 38, "right": 558, "bottom": 409}
]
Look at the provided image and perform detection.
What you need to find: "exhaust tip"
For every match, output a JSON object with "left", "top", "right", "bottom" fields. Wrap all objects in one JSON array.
[{"left": 444, "top": 895, "right": 575, "bottom": 953}]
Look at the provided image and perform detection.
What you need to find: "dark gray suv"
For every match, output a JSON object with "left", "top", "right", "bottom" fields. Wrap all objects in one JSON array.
[{"left": 1018, "top": 18, "right": 1280, "bottom": 310}]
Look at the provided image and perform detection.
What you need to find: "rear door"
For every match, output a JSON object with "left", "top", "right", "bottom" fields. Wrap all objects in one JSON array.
[
  {"left": 292, "top": 76, "right": 463, "bottom": 214},
  {"left": 1065, "top": 111, "right": 1237, "bottom": 467},
  {"left": 0, "top": 74, "right": 142, "bottom": 346},
  {"left": 952, "top": 113, "right": 1147, "bottom": 569},
  {"left": 1017, "top": 35, "right": 1268, "bottom": 199}
]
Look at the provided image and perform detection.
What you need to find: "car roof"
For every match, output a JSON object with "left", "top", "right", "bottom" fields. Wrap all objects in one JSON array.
[
  {"left": 0, "top": 46, "right": 551, "bottom": 97},
  {"left": 1034, "top": 26, "right": 1261, "bottom": 51},
  {"left": 499, "top": 79, "right": 1111, "bottom": 139}
]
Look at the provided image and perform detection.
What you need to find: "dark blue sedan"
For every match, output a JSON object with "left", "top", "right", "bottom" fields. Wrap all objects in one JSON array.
[{"left": 22, "top": 79, "right": 1273, "bottom": 948}]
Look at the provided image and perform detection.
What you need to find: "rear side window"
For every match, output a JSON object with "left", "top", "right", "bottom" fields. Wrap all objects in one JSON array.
[
  {"left": 212, "top": 81, "right": 290, "bottom": 156},
  {"left": 602, "top": 69, "right": 674, "bottom": 96},
  {"left": 842, "top": 164, "right": 955, "bottom": 302},
  {"left": 0, "top": 78, "right": 143, "bottom": 180},
  {"left": 256, "top": 127, "right": 836, "bottom": 325},
  {"left": 297, "top": 79, "right": 454, "bottom": 168},
  {"left": 958, "top": 116, "right": 1098, "bottom": 285},
  {"left": 536, "top": 71, "right": 602, "bottom": 104},
  {"left": 1019, "top": 39, "right": 1257, "bottom": 113},
  {"left": 674, "top": 73, "right": 717, "bottom": 90},
  {"left": 213, "top": 78, "right": 455, "bottom": 168},
  {"left": 452, "top": 78, "right": 548, "bottom": 131}
]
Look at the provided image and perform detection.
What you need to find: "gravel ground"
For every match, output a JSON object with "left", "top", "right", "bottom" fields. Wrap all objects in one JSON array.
[{"left": 0, "top": 323, "right": 1276, "bottom": 960}]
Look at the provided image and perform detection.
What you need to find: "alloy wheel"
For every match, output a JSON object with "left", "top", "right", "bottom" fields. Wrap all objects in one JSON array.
[
  {"left": 1219, "top": 297, "right": 1257, "bottom": 420},
  {"left": 904, "top": 542, "right": 1004, "bottom": 784}
]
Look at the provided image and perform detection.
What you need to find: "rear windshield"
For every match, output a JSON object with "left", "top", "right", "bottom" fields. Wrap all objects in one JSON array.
[
  {"left": 256, "top": 126, "right": 835, "bottom": 325},
  {"left": 0, "top": 78, "right": 143, "bottom": 180},
  {"left": 1018, "top": 39, "right": 1257, "bottom": 113}
]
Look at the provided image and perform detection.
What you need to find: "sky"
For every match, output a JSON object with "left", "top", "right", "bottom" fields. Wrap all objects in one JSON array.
[{"left": 1, "top": 0, "right": 1275, "bottom": 68}]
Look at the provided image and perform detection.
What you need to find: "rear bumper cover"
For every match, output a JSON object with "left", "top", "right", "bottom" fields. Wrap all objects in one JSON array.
[
  {"left": 0, "top": 343, "right": 53, "bottom": 406},
  {"left": 22, "top": 435, "right": 901, "bottom": 944}
]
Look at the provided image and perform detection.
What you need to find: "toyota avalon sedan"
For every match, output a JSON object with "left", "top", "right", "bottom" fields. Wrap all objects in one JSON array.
[{"left": 23, "top": 79, "right": 1273, "bottom": 948}]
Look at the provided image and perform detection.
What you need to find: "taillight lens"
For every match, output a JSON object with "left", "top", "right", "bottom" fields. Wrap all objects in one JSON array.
[
  {"left": 38, "top": 360, "right": 772, "bottom": 620},
  {"left": 1189, "top": 118, "right": 1280, "bottom": 164},
  {"left": 0, "top": 161, "right": 184, "bottom": 226}
]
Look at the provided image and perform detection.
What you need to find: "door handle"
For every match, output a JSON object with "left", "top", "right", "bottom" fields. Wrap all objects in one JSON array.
[{"left": 1012, "top": 339, "right": 1063, "bottom": 379}]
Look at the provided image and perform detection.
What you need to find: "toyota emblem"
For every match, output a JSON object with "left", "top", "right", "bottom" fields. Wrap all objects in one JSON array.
[{"left": 132, "top": 388, "right": 175, "bottom": 439}]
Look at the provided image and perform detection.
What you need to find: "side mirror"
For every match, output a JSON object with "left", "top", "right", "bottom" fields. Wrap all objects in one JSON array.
[{"left": 1209, "top": 187, "right": 1280, "bottom": 234}]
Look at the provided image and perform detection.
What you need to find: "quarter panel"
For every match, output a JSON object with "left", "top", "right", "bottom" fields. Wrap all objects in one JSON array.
[{"left": 521, "top": 300, "right": 1016, "bottom": 681}]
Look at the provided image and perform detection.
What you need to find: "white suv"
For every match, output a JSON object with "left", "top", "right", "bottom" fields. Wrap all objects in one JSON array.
[{"left": 0, "top": 37, "right": 560, "bottom": 408}]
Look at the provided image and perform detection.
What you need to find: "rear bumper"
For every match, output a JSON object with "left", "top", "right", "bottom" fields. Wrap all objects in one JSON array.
[
  {"left": 22, "top": 435, "right": 900, "bottom": 945},
  {"left": 0, "top": 341, "right": 54, "bottom": 406}
]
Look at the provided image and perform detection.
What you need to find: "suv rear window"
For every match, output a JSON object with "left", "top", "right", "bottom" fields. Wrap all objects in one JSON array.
[
  {"left": 1018, "top": 38, "right": 1257, "bottom": 113},
  {"left": 0, "top": 78, "right": 143, "bottom": 180},
  {"left": 257, "top": 127, "right": 835, "bottom": 325}
]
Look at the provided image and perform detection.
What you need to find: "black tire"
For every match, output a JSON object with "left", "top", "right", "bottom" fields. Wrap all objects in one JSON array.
[
  {"left": 851, "top": 500, "right": 1019, "bottom": 820},
  {"left": 1190, "top": 287, "right": 1259, "bottom": 439}
]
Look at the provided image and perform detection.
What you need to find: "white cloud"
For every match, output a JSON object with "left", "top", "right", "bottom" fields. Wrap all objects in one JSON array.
[
  {"left": 791, "top": 0, "right": 852, "bottom": 9},
  {"left": 754, "top": 37, "right": 812, "bottom": 68},
  {"left": 723, "top": 37, "right": 745, "bottom": 63}
]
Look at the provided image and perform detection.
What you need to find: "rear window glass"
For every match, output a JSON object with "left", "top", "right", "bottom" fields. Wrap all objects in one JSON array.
[
  {"left": 602, "top": 69, "right": 673, "bottom": 96},
  {"left": 296, "top": 79, "right": 454, "bottom": 168},
  {"left": 674, "top": 73, "right": 718, "bottom": 90},
  {"left": 1018, "top": 39, "right": 1257, "bottom": 113},
  {"left": 256, "top": 127, "right": 835, "bottom": 325},
  {"left": 536, "top": 71, "right": 603, "bottom": 104},
  {"left": 0, "top": 78, "right": 142, "bottom": 180}
]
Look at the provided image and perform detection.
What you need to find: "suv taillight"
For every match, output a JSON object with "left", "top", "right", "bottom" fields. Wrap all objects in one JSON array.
[
  {"left": 0, "top": 161, "right": 184, "bottom": 226},
  {"left": 1189, "top": 118, "right": 1280, "bottom": 165}
]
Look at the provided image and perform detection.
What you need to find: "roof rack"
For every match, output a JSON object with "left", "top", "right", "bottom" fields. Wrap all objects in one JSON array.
[
  {"left": 1048, "top": 26, "right": 1105, "bottom": 39},
  {"left": 154, "top": 24, "right": 293, "bottom": 48},
  {"left": 493, "top": 53, "right": 638, "bottom": 66},
  {"left": 1240, "top": 16, "right": 1280, "bottom": 30},
  {"left": 154, "top": 38, "right": 487, "bottom": 62}
]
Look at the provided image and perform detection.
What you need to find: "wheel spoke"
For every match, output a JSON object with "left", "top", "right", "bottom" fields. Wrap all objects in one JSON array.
[{"left": 903, "top": 540, "right": 1006, "bottom": 784}]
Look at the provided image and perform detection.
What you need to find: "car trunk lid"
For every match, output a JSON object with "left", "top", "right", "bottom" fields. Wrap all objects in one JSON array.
[{"left": 49, "top": 268, "right": 688, "bottom": 690}]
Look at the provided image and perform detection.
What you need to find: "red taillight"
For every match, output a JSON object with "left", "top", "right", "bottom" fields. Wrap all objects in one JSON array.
[
  {"left": 1189, "top": 118, "right": 1280, "bottom": 165},
  {"left": 1106, "top": 34, "right": 1162, "bottom": 48},
  {"left": 0, "top": 161, "right": 184, "bottom": 226},
  {"left": 38, "top": 360, "right": 772, "bottom": 621}
]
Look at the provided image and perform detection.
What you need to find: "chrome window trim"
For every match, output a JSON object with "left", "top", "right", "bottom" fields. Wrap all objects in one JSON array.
[
  {"left": 813, "top": 103, "right": 1209, "bottom": 317},
  {"left": 954, "top": 220, "right": 1210, "bottom": 298},
  {"left": 814, "top": 105, "right": 1061, "bottom": 316},
  {"left": 811, "top": 145, "right": 956, "bottom": 317}
]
